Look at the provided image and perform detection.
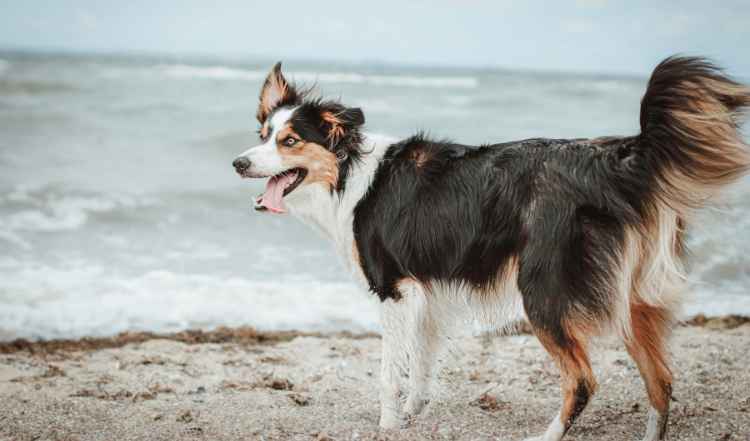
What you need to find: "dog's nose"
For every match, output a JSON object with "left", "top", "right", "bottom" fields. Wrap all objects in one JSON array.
[{"left": 233, "top": 157, "right": 251, "bottom": 174}]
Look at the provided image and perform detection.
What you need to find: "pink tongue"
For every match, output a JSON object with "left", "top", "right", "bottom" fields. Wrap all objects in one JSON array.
[{"left": 258, "top": 171, "right": 298, "bottom": 213}]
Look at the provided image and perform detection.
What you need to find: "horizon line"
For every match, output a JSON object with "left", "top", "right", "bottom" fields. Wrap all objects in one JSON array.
[{"left": 0, "top": 45, "right": 656, "bottom": 81}]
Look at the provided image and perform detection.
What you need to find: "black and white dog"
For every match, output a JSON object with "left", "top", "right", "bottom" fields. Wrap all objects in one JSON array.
[{"left": 232, "top": 57, "right": 750, "bottom": 441}]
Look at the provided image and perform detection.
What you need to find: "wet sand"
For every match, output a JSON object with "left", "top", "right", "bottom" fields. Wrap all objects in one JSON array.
[{"left": 1, "top": 317, "right": 749, "bottom": 441}]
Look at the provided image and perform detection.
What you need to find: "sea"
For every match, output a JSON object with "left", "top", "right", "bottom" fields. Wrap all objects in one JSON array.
[{"left": 1, "top": 52, "right": 748, "bottom": 340}]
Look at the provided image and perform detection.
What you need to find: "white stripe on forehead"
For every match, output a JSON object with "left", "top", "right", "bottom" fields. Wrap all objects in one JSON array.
[{"left": 266, "top": 106, "right": 296, "bottom": 139}]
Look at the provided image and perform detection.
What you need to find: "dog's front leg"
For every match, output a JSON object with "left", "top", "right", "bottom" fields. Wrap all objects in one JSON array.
[
  {"left": 400, "top": 280, "right": 437, "bottom": 418},
  {"left": 379, "top": 301, "right": 404, "bottom": 429},
  {"left": 378, "top": 280, "right": 438, "bottom": 428}
]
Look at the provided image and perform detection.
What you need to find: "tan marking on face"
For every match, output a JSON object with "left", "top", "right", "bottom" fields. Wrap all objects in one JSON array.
[
  {"left": 275, "top": 125, "right": 300, "bottom": 144},
  {"left": 274, "top": 125, "right": 339, "bottom": 190},
  {"left": 259, "top": 124, "right": 270, "bottom": 140}
]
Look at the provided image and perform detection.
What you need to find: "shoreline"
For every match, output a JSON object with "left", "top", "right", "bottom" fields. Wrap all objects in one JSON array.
[{"left": 1, "top": 313, "right": 748, "bottom": 355}]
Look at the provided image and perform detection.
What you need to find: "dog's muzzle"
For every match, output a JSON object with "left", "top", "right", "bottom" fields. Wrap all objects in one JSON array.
[{"left": 232, "top": 157, "right": 252, "bottom": 175}]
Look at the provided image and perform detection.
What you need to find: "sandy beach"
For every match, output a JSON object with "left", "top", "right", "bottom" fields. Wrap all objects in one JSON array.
[{"left": 1, "top": 318, "right": 749, "bottom": 441}]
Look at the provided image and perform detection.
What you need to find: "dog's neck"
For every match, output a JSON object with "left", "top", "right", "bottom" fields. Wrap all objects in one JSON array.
[{"left": 286, "top": 133, "right": 395, "bottom": 275}]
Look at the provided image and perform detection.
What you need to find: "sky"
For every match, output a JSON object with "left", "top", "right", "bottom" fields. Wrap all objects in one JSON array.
[{"left": 0, "top": 0, "right": 748, "bottom": 76}]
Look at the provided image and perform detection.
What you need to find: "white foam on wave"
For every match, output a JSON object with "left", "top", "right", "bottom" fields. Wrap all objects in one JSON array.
[
  {"left": 2, "top": 197, "right": 115, "bottom": 232},
  {"left": 159, "top": 64, "right": 266, "bottom": 81},
  {"left": 0, "top": 187, "right": 156, "bottom": 235},
  {"left": 144, "top": 63, "right": 479, "bottom": 89},
  {"left": 2, "top": 258, "right": 748, "bottom": 341},
  {"left": 292, "top": 71, "right": 479, "bottom": 89},
  {"left": 0, "top": 262, "right": 378, "bottom": 340}
]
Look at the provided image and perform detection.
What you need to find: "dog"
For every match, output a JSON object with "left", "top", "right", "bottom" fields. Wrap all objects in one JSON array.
[{"left": 232, "top": 57, "right": 750, "bottom": 441}]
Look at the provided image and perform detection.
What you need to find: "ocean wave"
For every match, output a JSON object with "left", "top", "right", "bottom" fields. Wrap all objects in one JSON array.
[
  {"left": 0, "top": 264, "right": 378, "bottom": 340},
  {"left": 0, "top": 59, "right": 8, "bottom": 75},
  {"left": 104, "top": 63, "right": 479, "bottom": 89},
  {"left": 291, "top": 71, "right": 479, "bottom": 89},
  {"left": 1, "top": 258, "right": 749, "bottom": 341},
  {"left": 0, "top": 187, "right": 156, "bottom": 235},
  {"left": 159, "top": 64, "right": 266, "bottom": 81}
]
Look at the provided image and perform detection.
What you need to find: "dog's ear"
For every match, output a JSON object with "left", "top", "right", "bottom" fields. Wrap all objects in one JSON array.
[
  {"left": 320, "top": 107, "right": 365, "bottom": 146},
  {"left": 257, "top": 62, "right": 299, "bottom": 123}
]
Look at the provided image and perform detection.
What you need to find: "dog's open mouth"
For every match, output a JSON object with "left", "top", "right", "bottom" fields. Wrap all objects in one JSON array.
[{"left": 254, "top": 168, "right": 307, "bottom": 213}]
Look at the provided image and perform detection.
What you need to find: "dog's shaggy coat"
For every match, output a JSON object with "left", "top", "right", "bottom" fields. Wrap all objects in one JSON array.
[{"left": 233, "top": 57, "right": 750, "bottom": 441}]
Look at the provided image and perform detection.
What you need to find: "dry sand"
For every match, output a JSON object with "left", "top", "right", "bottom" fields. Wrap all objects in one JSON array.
[{"left": 1, "top": 319, "right": 749, "bottom": 441}]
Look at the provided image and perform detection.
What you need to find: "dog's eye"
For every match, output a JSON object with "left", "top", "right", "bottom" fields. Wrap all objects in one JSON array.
[{"left": 283, "top": 137, "right": 298, "bottom": 147}]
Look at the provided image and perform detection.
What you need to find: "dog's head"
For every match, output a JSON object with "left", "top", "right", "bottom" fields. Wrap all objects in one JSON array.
[{"left": 233, "top": 63, "right": 365, "bottom": 214}]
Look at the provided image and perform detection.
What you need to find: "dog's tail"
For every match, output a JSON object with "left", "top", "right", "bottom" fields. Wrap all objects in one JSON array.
[{"left": 637, "top": 56, "right": 750, "bottom": 212}]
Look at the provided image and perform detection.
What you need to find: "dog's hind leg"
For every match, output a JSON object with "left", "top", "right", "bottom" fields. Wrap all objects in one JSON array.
[
  {"left": 523, "top": 324, "right": 597, "bottom": 441},
  {"left": 623, "top": 302, "right": 674, "bottom": 441}
]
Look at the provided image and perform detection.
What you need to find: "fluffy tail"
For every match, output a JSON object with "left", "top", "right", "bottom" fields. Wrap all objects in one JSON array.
[{"left": 638, "top": 56, "right": 750, "bottom": 211}]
